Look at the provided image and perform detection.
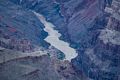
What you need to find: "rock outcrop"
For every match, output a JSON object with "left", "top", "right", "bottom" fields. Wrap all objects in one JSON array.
[{"left": 0, "top": 0, "right": 119, "bottom": 80}]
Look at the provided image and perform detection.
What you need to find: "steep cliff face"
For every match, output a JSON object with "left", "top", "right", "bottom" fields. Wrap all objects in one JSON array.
[
  {"left": 9, "top": 0, "right": 112, "bottom": 46},
  {"left": 72, "top": 0, "right": 120, "bottom": 80},
  {"left": 0, "top": 0, "right": 119, "bottom": 80},
  {"left": 9, "top": 0, "right": 70, "bottom": 43},
  {"left": 0, "top": 0, "right": 49, "bottom": 52},
  {"left": 0, "top": 0, "right": 84, "bottom": 80}
]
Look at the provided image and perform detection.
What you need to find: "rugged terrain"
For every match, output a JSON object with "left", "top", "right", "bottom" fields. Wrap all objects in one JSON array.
[{"left": 0, "top": 0, "right": 120, "bottom": 80}]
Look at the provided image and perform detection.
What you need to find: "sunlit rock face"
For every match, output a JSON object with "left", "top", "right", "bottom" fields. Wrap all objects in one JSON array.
[{"left": 0, "top": 0, "right": 120, "bottom": 80}]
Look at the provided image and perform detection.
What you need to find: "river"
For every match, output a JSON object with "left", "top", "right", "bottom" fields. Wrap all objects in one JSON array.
[{"left": 33, "top": 12, "right": 78, "bottom": 61}]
